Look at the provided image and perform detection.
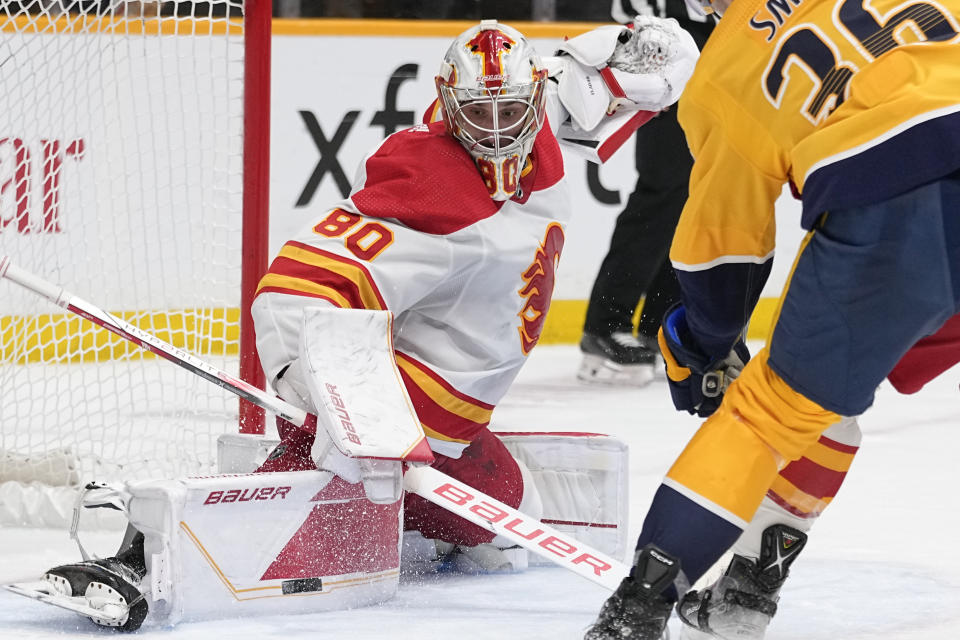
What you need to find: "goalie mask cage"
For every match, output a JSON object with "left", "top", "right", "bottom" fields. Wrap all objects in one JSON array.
[{"left": 0, "top": 0, "right": 270, "bottom": 526}]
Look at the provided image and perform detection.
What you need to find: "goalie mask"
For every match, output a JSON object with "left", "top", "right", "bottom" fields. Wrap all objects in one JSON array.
[{"left": 436, "top": 20, "right": 547, "bottom": 201}]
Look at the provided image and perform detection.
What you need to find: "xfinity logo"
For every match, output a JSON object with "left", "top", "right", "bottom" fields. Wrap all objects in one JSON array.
[{"left": 297, "top": 64, "right": 419, "bottom": 206}]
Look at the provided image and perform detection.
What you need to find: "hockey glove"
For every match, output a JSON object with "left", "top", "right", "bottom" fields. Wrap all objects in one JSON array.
[
  {"left": 657, "top": 303, "right": 750, "bottom": 418},
  {"left": 552, "top": 17, "right": 698, "bottom": 130}
]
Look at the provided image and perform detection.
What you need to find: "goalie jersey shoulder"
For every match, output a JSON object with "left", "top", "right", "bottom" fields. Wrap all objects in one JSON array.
[{"left": 349, "top": 121, "right": 564, "bottom": 235}]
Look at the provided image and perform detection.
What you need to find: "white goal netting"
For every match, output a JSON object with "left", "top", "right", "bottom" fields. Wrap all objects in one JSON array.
[{"left": 0, "top": 1, "right": 255, "bottom": 526}]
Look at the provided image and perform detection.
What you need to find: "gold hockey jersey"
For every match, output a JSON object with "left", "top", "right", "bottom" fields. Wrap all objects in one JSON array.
[{"left": 672, "top": 0, "right": 960, "bottom": 355}]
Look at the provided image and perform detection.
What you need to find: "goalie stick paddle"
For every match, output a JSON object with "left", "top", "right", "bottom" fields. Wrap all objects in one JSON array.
[
  {"left": 0, "top": 256, "right": 631, "bottom": 590},
  {"left": 403, "top": 465, "right": 630, "bottom": 590}
]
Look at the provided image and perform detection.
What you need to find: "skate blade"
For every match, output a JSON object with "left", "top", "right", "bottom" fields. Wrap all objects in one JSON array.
[
  {"left": 451, "top": 544, "right": 528, "bottom": 574},
  {"left": 5, "top": 581, "right": 127, "bottom": 624},
  {"left": 679, "top": 624, "right": 716, "bottom": 640},
  {"left": 707, "top": 617, "right": 769, "bottom": 640},
  {"left": 680, "top": 614, "right": 769, "bottom": 640},
  {"left": 577, "top": 355, "right": 655, "bottom": 387}
]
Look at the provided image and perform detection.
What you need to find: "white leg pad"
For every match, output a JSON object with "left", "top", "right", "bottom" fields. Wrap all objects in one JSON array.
[
  {"left": 494, "top": 432, "right": 629, "bottom": 563},
  {"left": 216, "top": 432, "right": 402, "bottom": 504},
  {"left": 125, "top": 470, "right": 401, "bottom": 626},
  {"left": 217, "top": 433, "right": 280, "bottom": 474}
]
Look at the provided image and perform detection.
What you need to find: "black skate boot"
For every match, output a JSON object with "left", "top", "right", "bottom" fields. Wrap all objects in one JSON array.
[
  {"left": 584, "top": 545, "right": 680, "bottom": 640},
  {"left": 578, "top": 331, "right": 658, "bottom": 387},
  {"left": 677, "top": 525, "right": 807, "bottom": 640},
  {"left": 42, "top": 531, "right": 148, "bottom": 632}
]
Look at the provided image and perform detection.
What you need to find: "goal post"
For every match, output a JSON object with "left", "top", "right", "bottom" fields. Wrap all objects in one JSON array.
[
  {"left": 241, "top": 0, "right": 271, "bottom": 436},
  {"left": 0, "top": 0, "right": 270, "bottom": 525}
]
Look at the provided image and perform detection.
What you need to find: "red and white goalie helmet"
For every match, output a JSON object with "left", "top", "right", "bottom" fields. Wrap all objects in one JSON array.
[{"left": 436, "top": 20, "right": 548, "bottom": 201}]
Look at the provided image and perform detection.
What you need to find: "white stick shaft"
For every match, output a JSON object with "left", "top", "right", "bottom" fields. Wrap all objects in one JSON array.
[
  {"left": 0, "top": 256, "right": 309, "bottom": 427},
  {"left": 403, "top": 465, "right": 630, "bottom": 590}
]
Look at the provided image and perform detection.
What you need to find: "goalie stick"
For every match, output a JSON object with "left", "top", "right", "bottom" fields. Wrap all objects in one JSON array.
[
  {"left": 0, "top": 256, "right": 312, "bottom": 434},
  {"left": 0, "top": 256, "right": 631, "bottom": 590}
]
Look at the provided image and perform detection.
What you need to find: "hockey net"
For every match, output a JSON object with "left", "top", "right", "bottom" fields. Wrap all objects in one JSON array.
[{"left": 0, "top": 1, "right": 269, "bottom": 526}]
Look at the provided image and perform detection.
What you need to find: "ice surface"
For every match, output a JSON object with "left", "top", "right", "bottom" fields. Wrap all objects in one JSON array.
[{"left": 1, "top": 344, "right": 958, "bottom": 639}]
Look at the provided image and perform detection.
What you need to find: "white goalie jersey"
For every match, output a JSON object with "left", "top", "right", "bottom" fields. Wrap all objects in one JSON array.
[
  {"left": 253, "top": 121, "right": 569, "bottom": 459},
  {"left": 253, "top": 17, "right": 699, "bottom": 459}
]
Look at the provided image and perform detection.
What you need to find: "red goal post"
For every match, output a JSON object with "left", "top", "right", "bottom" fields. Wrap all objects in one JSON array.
[
  {"left": 241, "top": 0, "right": 271, "bottom": 435},
  {"left": 0, "top": 0, "right": 270, "bottom": 525}
]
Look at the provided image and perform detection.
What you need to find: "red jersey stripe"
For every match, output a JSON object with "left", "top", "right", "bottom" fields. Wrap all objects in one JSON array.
[
  {"left": 257, "top": 241, "right": 386, "bottom": 311},
  {"left": 399, "top": 366, "right": 489, "bottom": 443},
  {"left": 777, "top": 456, "right": 849, "bottom": 500},
  {"left": 818, "top": 435, "right": 861, "bottom": 455},
  {"left": 396, "top": 352, "right": 495, "bottom": 411}
]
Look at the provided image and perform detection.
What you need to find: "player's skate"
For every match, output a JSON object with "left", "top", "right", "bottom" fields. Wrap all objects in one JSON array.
[
  {"left": 449, "top": 542, "right": 529, "bottom": 573},
  {"left": 584, "top": 544, "right": 679, "bottom": 640},
  {"left": 7, "top": 532, "right": 148, "bottom": 632},
  {"left": 578, "top": 331, "right": 657, "bottom": 387},
  {"left": 401, "top": 531, "right": 528, "bottom": 574},
  {"left": 677, "top": 525, "right": 807, "bottom": 640}
]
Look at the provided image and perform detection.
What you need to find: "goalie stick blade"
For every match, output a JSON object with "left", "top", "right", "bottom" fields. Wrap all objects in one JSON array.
[
  {"left": 5, "top": 581, "right": 128, "bottom": 624},
  {"left": 402, "top": 465, "right": 630, "bottom": 591}
]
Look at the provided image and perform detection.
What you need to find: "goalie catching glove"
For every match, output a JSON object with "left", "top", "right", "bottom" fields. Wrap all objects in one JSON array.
[
  {"left": 658, "top": 303, "right": 750, "bottom": 418},
  {"left": 551, "top": 16, "right": 699, "bottom": 131}
]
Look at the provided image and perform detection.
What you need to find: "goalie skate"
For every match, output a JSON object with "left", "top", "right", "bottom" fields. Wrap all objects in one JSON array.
[
  {"left": 6, "top": 557, "right": 148, "bottom": 632},
  {"left": 401, "top": 531, "right": 528, "bottom": 575}
]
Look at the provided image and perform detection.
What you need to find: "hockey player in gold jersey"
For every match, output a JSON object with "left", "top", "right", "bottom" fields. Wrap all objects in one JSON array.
[
  {"left": 4, "top": 18, "right": 705, "bottom": 633},
  {"left": 587, "top": 0, "right": 960, "bottom": 638}
]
